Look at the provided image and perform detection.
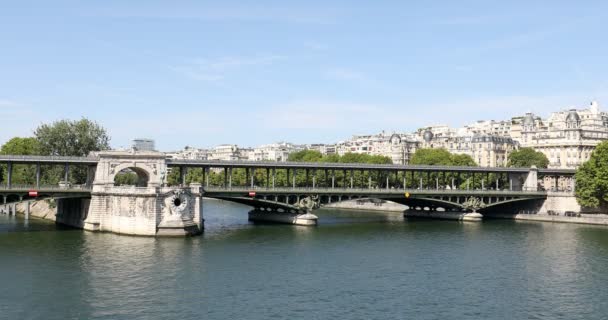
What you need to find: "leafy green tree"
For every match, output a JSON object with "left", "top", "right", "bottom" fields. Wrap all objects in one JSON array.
[
  {"left": 114, "top": 172, "right": 139, "bottom": 186},
  {"left": 35, "top": 118, "right": 110, "bottom": 157},
  {"left": 410, "top": 149, "right": 454, "bottom": 166},
  {"left": 288, "top": 150, "right": 323, "bottom": 162},
  {"left": 575, "top": 141, "right": 608, "bottom": 208},
  {"left": 0, "top": 137, "right": 40, "bottom": 155},
  {"left": 34, "top": 118, "right": 110, "bottom": 184},
  {"left": 507, "top": 148, "right": 549, "bottom": 168},
  {"left": 0, "top": 137, "right": 40, "bottom": 185}
]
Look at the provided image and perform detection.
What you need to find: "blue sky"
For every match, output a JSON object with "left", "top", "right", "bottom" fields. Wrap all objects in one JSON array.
[{"left": 2, "top": 1, "right": 608, "bottom": 151}]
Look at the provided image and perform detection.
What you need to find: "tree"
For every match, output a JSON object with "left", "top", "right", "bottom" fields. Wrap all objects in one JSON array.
[
  {"left": 35, "top": 118, "right": 110, "bottom": 184},
  {"left": 410, "top": 148, "right": 476, "bottom": 167},
  {"left": 0, "top": 137, "right": 40, "bottom": 155},
  {"left": 507, "top": 148, "right": 549, "bottom": 168},
  {"left": 0, "top": 137, "right": 40, "bottom": 185},
  {"left": 575, "top": 141, "right": 608, "bottom": 208},
  {"left": 288, "top": 150, "right": 323, "bottom": 162},
  {"left": 35, "top": 118, "right": 110, "bottom": 157}
]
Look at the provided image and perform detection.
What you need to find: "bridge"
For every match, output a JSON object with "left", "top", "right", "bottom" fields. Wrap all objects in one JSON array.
[{"left": 0, "top": 151, "right": 577, "bottom": 236}]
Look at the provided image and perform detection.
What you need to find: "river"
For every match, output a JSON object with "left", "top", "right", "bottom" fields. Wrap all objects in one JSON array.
[{"left": 1, "top": 199, "right": 608, "bottom": 319}]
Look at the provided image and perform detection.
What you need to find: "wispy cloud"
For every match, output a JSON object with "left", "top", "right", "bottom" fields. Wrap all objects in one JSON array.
[{"left": 170, "top": 54, "right": 286, "bottom": 82}]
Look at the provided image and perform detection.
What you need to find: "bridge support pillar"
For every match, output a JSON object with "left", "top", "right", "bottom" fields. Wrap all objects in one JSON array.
[
  {"left": 25, "top": 201, "right": 30, "bottom": 220},
  {"left": 461, "top": 212, "right": 483, "bottom": 221},
  {"left": 248, "top": 210, "right": 317, "bottom": 226}
]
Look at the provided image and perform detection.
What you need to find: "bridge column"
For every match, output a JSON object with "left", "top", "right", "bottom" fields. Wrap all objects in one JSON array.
[
  {"left": 368, "top": 174, "right": 372, "bottom": 189},
  {"left": 204, "top": 168, "right": 209, "bottom": 187},
  {"left": 436, "top": 177, "right": 439, "bottom": 190},
  {"left": 6, "top": 162, "right": 12, "bottom": 189},
  {"left": 312, "top": 170, "right": 316, "bottom": 189},
  {"left": 228, "top": 168, "right": 232, "bottom": 189},
  {"left": 292, "top": 170, "right": 296, "bottom": 189},
  {"left": 272, "top": 169, "right": 276, "bottom": 189},
  {"left": 386, "top": 173, "right": 389, "bottom": 190},
  {"left": 224, "top": 168, "right": 228, "bottom": 188},
  {"left": 481, "top": 179, "right": 484, "bottom": 190},
  {"left": 350, "top": 169, "right": 354, "bottom": 189},
  {"left": 332, "top": 171, "right": 335, "bottom": 189},
  {"left": 452, "top": 178, "right": 455, "bottom": 190},
  {"left": 403, "top": 172, "right": 406, "bottom": 190},
  {"left": 266, "top": 169, "right": 269, "bottom": 189},
  {"left": 419, "top": 177, "right": 423, "bottom": 190},
  {"left": 496, "top": 178, "right": 499, "bottom": 191},
  {"left": 36, "top": 163, "right": 41, "bottom": 189},
  {"left": 250, "top": 168, "right": 255, "bottom": 188},
  {"left": 305, "top": 169, "right": 309, "bottom": 188},
  {"left": 25, "top": 200, "right": 30, "bottom": 220},
  {"left": 523, "top": 167, "right": 538, "bottom": 191},
  {"left": 180, "top": 166, "right": 187, "bottom": 186},
  {"left": 63, "top": 163, "right": 69, "bottom": 183}
]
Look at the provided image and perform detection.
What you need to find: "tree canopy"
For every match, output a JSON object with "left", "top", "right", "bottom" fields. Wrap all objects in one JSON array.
[
  {"left": 34, "top": 118, "right": 110, "bottom": 157},
  {"left": 575, "top": 141, "right": 608, "bottom": 208},
  {"left": 410, "top": 148, "right": 476, "bottom": 166},
  {"left": 0, "top": 137, "right": 40, "bottom": 156},
  {"left": 0, "top": 137, "right": 41, "bottom": 185},
  {"left": 288, "top": 150, "right": 392, "bottom": 164},
  {"left": 507, "top": 148, "right": 549, "bottom": 168}
]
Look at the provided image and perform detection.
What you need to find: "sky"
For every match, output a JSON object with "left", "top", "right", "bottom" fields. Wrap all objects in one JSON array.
[{"left": 2, "top": 0, "right": 608, "bottom": 151}]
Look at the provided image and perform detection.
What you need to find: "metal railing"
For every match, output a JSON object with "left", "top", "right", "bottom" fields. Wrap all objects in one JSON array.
[
  {"left": 202, "top": 186, "right": 547, "bottom": 195},
  {"left": 0, "top": 184, "right": 92, "bottom": 191}
]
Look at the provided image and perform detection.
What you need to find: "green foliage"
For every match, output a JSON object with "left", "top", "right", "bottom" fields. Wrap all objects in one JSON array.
[
  {"left": 35, "top": 118, "right": 110, "bottom": 184},
  {"left": 34, "top": 118, "right": 110, "bottom": 157},
  {"left": 288, "top": 150, "right": 323, "bottom": 162},
  {"left": 575, "top": 141, "right": 608, "bottom": 208},
  {"left": 114, "top": 172, "right": 139, "bottom": 186},
  {"left": 410, "top": 148, "right": 476, "bottom": 167},
  {"left": 0, "top": 137, "right": 40, "bottom": 185},
  {"left": 507, "top": 148, "right": 549, "bottom": 168},
  {"left": 289, "top": 150, "right": 393, "bottom": 165},
  {"left": 0, "top": 137, "right": 40, "bottom": 155}
]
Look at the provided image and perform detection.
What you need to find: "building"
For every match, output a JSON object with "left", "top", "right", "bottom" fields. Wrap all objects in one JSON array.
[
  {"left": 516, "top": 101, "right": 608, "bottom": 169},
  {"left": 250, "top": 142, "right": 302, "bottom": 162},
  {"left": 418, "top": 127, "right": 517, "bottom": 167},
  {"left": 166, "top": 146, "right": 209, "bottom": 160},
  {"left": 331, "top": 131, "right": 418, "bottom": 164},
  {"left": 208, "top": 144, "right": 240, "bottom": 161},
  {"left": 132, "top": 139, "right": 155, "bottom": 151}
]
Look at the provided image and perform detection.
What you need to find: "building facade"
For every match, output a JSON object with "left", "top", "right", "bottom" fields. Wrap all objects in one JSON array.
[{"left": 516, "top": 101, "right": 608, "bottom": 169}]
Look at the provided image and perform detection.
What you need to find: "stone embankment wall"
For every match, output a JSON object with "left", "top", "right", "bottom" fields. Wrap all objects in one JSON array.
[{"left": 16, "top": 200, "right": 57, "bottom": 221}]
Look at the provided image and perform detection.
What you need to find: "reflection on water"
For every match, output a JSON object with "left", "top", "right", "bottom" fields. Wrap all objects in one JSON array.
[{"left": 1, "top": 201, "right": 608, "bottom": 320}]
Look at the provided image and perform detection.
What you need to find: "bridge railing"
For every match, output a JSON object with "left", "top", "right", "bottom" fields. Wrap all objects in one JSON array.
[
  {"left": 0, "top": 184, "right": 93, "bottom": 191},
  {"left": 202, "top": 186, "right": 547, "bottom": 195}
]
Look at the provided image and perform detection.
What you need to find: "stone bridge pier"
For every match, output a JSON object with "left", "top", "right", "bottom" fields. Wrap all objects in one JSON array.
[{"left": 70, "top": 150, "right": 203, "bottom": 236}]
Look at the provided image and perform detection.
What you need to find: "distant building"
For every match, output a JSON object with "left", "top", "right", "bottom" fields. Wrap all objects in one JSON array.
[
  {"left": 166, "top": 146, "right": 208, "bottom": 160},
  {"left": 132, "top": 139, "right": 155, "bottom": 151},
  {"left": 516, "top": 101, "right": 608, "bottom": 169},
  {"left": 417, "top": 126, "right": 517, "bottom": 167},
  {"left": 208, "top": 144, "right": 240, "bottom": 161},
  {"left": 250, "top": 142, "right": 302, "bottom": 162}
]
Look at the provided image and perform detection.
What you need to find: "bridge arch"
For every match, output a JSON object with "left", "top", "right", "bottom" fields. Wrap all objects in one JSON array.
[
  {"left": 109, "top": 163, "right": 156, "bottom": 187},
  {"left": 113, "top": 167, "right": 150, "bottom": 187}
]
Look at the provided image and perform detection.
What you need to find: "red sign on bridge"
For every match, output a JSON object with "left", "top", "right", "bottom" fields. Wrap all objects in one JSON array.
[{"left": 28, "top": 190, "right": 38, "bottom": 197}]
